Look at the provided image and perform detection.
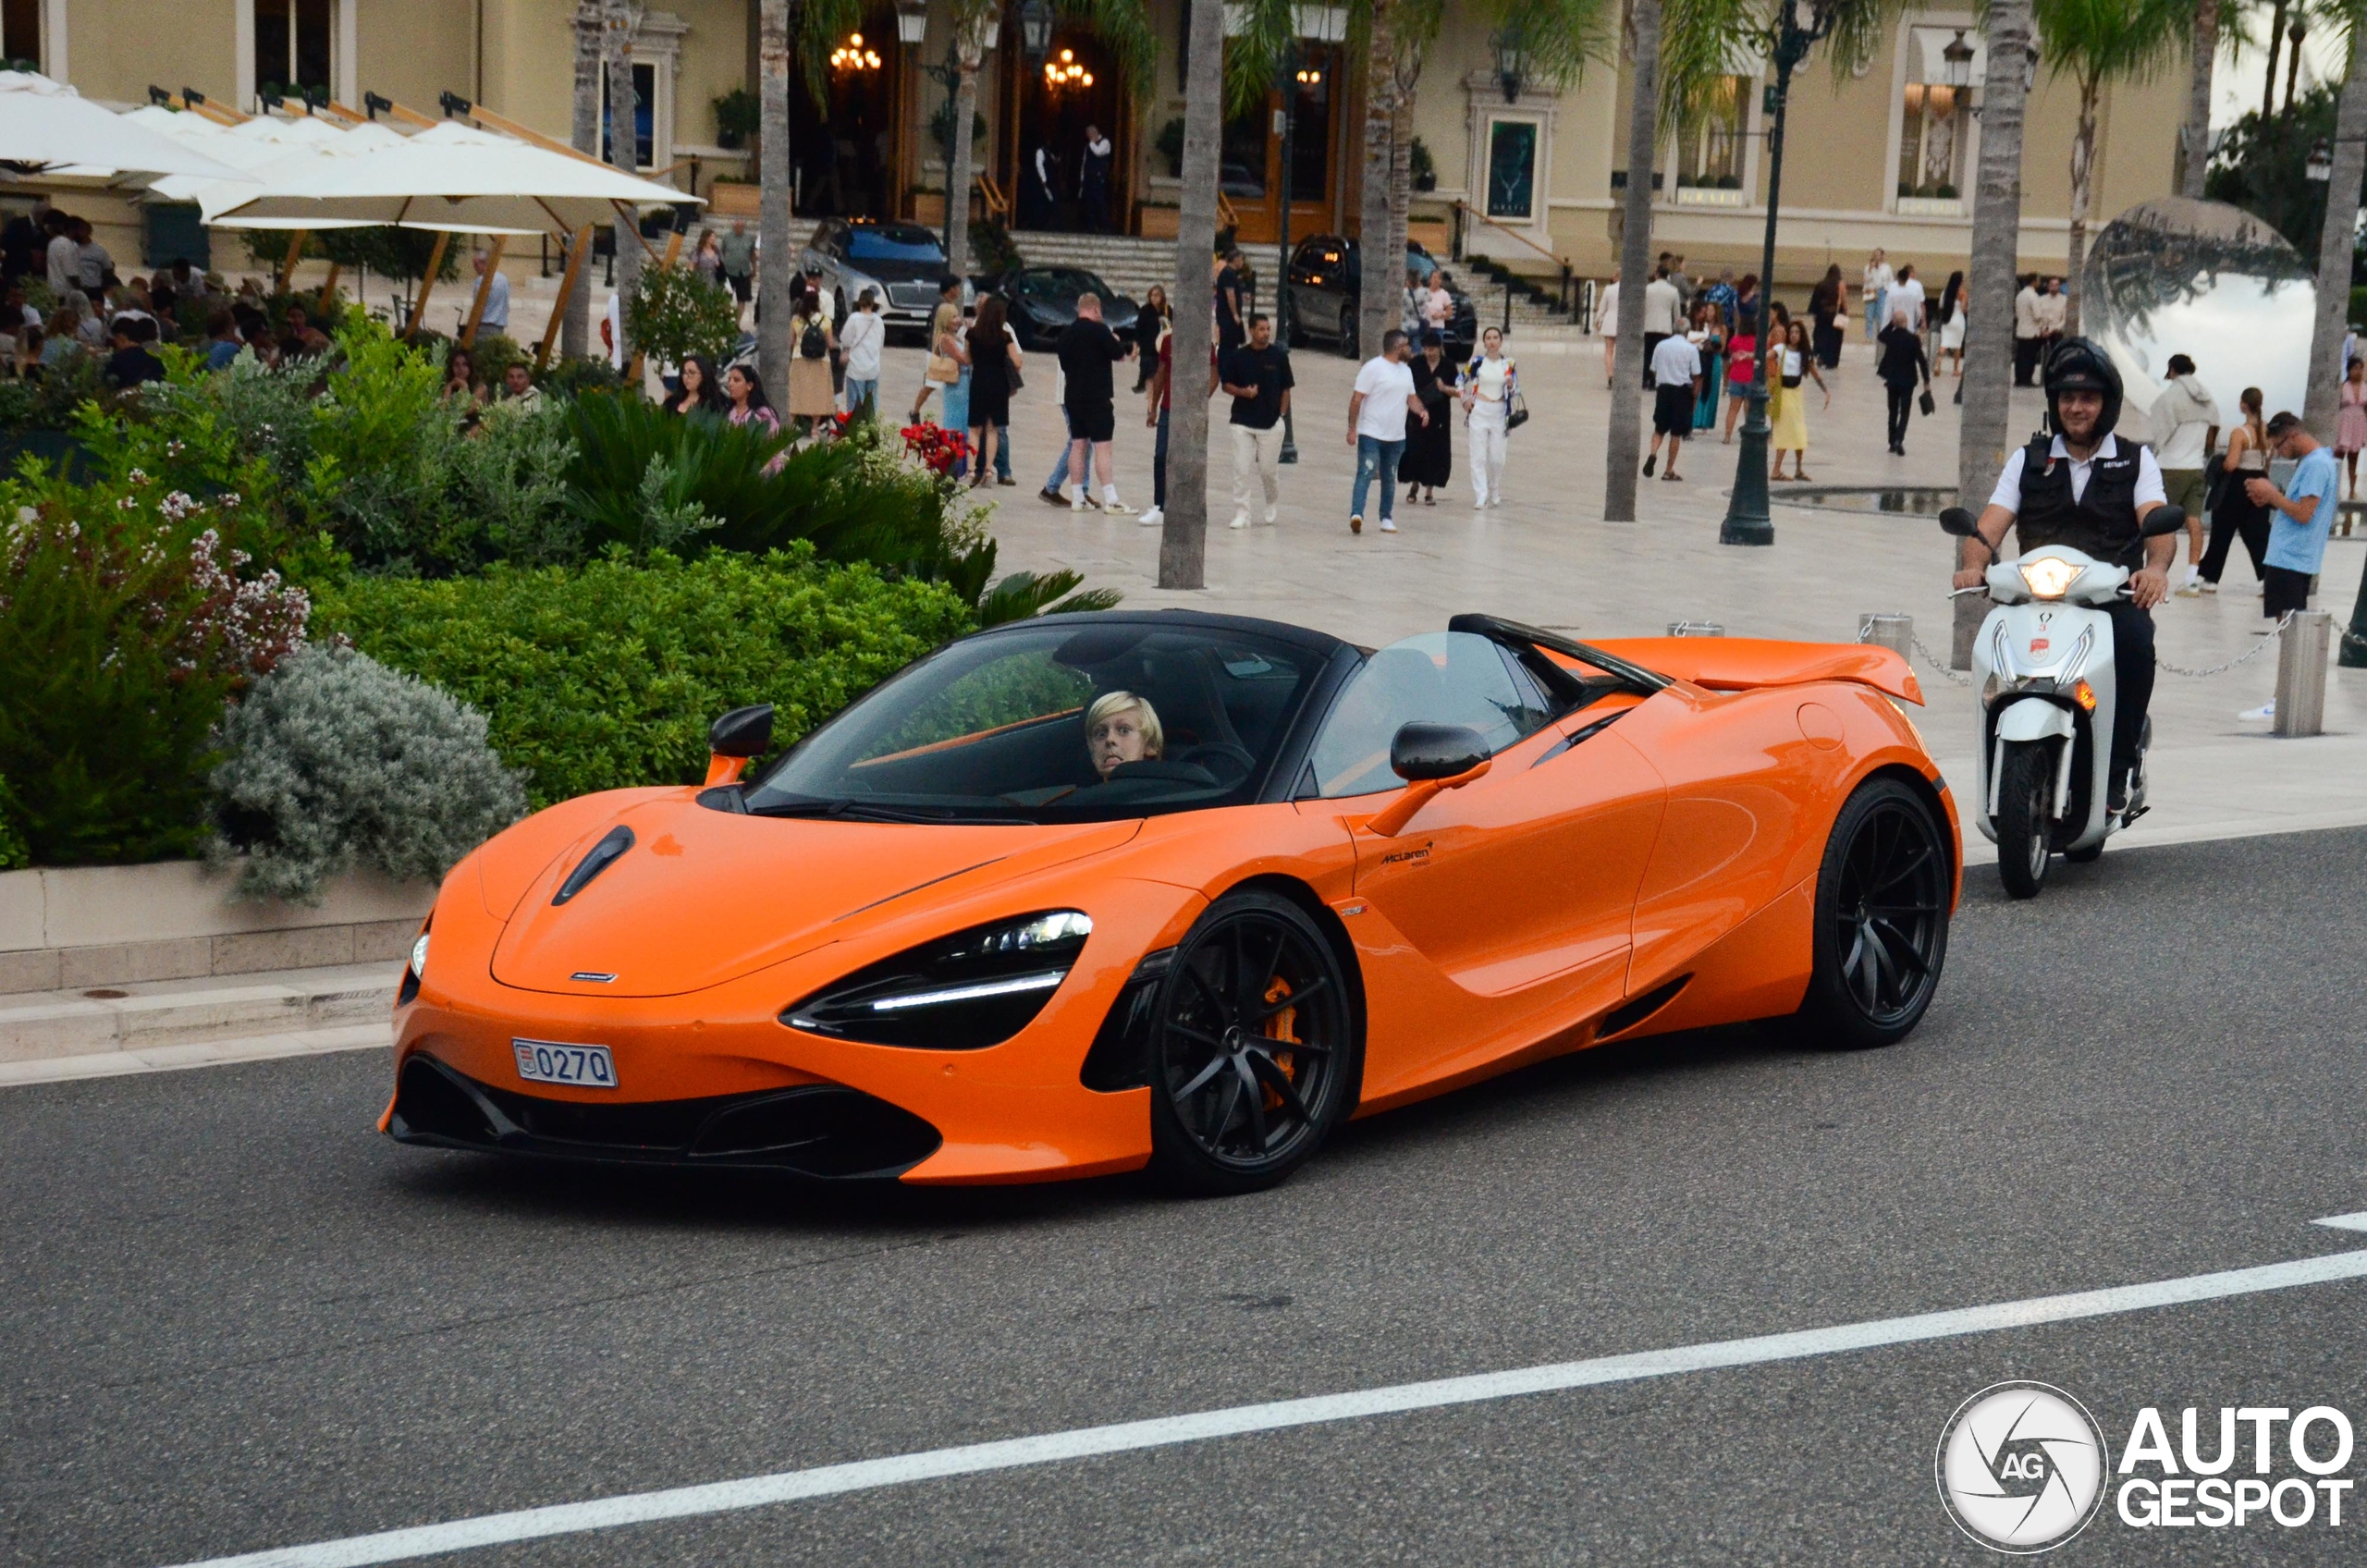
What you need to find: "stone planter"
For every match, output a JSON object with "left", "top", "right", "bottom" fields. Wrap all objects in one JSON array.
[{"left": 0, "top": 861, "right": 436, "bottom": 995}]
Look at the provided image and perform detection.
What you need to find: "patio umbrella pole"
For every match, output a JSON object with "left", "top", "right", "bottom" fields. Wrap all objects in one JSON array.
[
  {"left": 405, "top": 228, "right": 451, "bottom": 341},
  {"left": 538, "top": 223, "right": 593, "bottom": 369},
  {"left": 460, "top": 235, "right": 508, "bottom": 347},
  {"left": 276, "top": 229, "right": 307, "bottom": 291},
  {"left": 317, "top": 262, "right": 341, "bottom": 311}
]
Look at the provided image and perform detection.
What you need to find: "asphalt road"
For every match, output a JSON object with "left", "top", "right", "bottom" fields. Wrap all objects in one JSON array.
[{"left": 6, "top": 827, "right": 2366, "bottom": 1567}]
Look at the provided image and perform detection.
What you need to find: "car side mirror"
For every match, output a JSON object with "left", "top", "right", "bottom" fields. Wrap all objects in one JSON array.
[
  {"left": 2141, "top": 505, "right": 2188, "bottom": 538},
  {"left": 705, "top": 703, "right": 775, "bottom": 787},
  {"left": 1937, "top": 506, "right": 1979, "bottom": 537},
  {"left": 1367, "top": 724, "right": 1492, "bottom": 838}
]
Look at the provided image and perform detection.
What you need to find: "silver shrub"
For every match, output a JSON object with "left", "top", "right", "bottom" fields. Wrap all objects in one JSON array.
[{"left": 209, "top": 644, "right": 527, "bottom": 904}]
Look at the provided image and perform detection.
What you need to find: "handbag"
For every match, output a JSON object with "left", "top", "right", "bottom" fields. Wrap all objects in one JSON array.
[
  {"left": 1918, "top": 386, "right": 1937, "bottom": 417},
  {"left": 1504, "top": 392, "right": 1529, "bottom": 431},
  {"left": 926, "top": 346, "right": 960, "bottom": 385}
]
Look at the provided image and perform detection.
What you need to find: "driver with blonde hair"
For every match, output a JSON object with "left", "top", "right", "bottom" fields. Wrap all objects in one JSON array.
[{"left": 1085, "top": 691, "right": 1164, "bottom": 778}]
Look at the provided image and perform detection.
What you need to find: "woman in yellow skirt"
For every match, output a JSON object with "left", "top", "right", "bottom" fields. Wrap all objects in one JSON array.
[{"left": 1768, "top": 319, "right": 1828, "bottom": 480}]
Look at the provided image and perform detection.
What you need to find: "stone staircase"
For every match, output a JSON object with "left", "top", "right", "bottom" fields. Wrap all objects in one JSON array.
[{"left": 1004, "top": 230, "right": 1182, "bottom": 302}]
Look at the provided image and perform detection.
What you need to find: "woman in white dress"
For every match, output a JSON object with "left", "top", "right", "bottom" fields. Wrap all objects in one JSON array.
[
  {"left": 1462, "top": 326, "right": 1517, "bottom": 508},
  {"left": 1598, "top": 275, "right": 1618, "bottom": 389},
  {"left": 1936, "top": 270, "right": 1967, "bottom": 376}
]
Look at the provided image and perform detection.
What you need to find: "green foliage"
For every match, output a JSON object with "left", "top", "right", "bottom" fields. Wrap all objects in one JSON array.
[
  {"left": 539, "top": 355, "right": 628, "bottom": 399},
  {"left": 712, "top": 86, "right": 759, "bottom": 150},
  {"left": 930, "top": 101, "right": 991, "bottom": 164},
  {"left": 2210, "top": 84, "right": 2342, "bottom": 260},
  {"left": 208, "top": 643, "right": 526, "bottom": 903},
  {"left": 463, "top": 330, "right": 528, "bottom": 390},
  {"left": 315, "top": 227, "right": 465, "bottom": 285},
  {"left": 315, "top": 547, "right": 974, "bottom": 805},
  {"left": 0, "top": 352, "right": 109, "bottom": 433},
  {"left": 1156, "top": 116, "right": 1185, "bottom": 178},
  {"left": 625, "top": 264, "right": 742, "bottom": 372},
  {"left": 971, "top": 215, "right": 1025, "bottom": 276},
  {"left": 1409, "top": 136, "right": 1436, "bottom": 190},
  {"left": 0, "top": 776, "right": 26, "bottom": 871}
]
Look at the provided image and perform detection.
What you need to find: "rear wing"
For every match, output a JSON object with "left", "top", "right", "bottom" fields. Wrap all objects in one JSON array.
[{"left": 1585, "top": 636, "right": 1925, "bottom": 706}]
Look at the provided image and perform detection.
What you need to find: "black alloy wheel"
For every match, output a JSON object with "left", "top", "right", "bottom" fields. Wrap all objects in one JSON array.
[
  {"left": 1792, "top": 777, "right": 1951, "bottom": 1049},
  {"left": 1147, "top": 890, "right": 1358, "bottom": 1194},
  {"left": 1339, "top": 304, "right": 1358, "bottom": 360}
]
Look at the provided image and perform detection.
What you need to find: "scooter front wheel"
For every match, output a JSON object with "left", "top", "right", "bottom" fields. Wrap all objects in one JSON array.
[{"left": 1995, "top": 741, "right": 2054, "bottom": 900}]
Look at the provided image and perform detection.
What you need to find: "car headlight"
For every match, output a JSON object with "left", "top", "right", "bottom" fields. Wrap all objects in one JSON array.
[
  {"left": 399, "top": 922, "right": 430, "bottom": 1007},
  {"left": 782, "top": 911, "right": 1092, "bottom": 1049},
  {"left": 411, "top": 932, "right": 431, "bottom": 976},
  {"left": 2018, "top": 557, "right": 2082, "bottom": 599}
]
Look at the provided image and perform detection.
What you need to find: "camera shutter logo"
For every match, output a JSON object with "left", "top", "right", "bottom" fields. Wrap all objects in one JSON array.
[{"left": 1936, "top": 1381, "right": 2110, "bottom": 1552}]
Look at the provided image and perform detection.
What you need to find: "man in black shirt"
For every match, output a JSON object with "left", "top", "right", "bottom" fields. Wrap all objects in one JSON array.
[
  {"left": 1220, "top": 312, "right": 1294, "bottom": 528},
  {"left": 104, "top": 315, "right": 165, "bottom": 389},
  {"left": 1054, "top": 291, "right": 1136, "bottom": 513},
  {"left": 1215, "top": 250, "right": 1248, "bottom": 352}
]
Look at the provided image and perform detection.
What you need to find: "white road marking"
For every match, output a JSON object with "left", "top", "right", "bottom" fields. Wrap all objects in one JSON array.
[{"left": 166, "top": 1220, "right": 2367, "bottom": 1568}]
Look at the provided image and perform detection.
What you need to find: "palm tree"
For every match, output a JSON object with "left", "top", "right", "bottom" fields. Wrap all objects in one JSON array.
[
  {"left": 1955, "top": 0, "right": 2035, "bottom": 665},
  {"left": 603, "top": 1, "right": 644, "bottom": 367},
  {"left": 754, "top": 0, "right": 863, "bottom": 395},
  {"left": 1602, "top": 0, "right": 1663, "bottom": 522},
  {"left": 938, "top": 2, "right": 998, "bottom": 286},
  {"left": 2033, "top": 0, "right": 2188, "bottom": 337},
  {"left": 564, "top": 2, "right": 603, "bottom": 360},
  {"left": 2309, "top": 19, "right": 2367, "bottom": 445},
  {"left": 2177, "top": 0, "right": 2221, "bottom": 198},
  {"left": 1163, "top": 0, "right": 1227, "bottom": 590}
]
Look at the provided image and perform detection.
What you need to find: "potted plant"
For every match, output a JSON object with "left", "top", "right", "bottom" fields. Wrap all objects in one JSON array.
[
  {"left": 1410, "top": 137, "right": 1437, "bottom": 193},
  {"left": 711, "top": 89, "right": 757, "bottom": 153},
  {"left": 1156, "top": 117, "right": 1185, "bottom": 178}
]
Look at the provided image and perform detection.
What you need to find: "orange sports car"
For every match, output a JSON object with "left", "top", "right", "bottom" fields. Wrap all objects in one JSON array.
[{"left": 384, "top": 612, "right": 1959, "bottom": 1194}]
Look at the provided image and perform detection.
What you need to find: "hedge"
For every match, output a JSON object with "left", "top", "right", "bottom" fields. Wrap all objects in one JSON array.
[{"left": 314, "top": 546, "right": 973, "bottom": 807}]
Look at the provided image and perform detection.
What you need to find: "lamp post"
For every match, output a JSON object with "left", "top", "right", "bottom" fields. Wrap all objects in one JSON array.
[
  {"left": 1493, "top": 31, "right": 1527, "bottom": 104},
  {"left": 2309, "top": 138, "right": 2335, "bottom": 183},
  {"left": 1719, "top": 0, "right": 1840, "bottom": 547},
  {"left": 1276, "top": 44, "right": 1305, "bottom": 463}
]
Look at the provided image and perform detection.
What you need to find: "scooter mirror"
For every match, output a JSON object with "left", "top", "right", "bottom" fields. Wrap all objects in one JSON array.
[
  {"left": 2141, "top": 505, "right": 2188, "bottom": 538},
  {"left": 1937, "top": 506, "right": 1979, "bottom": 537}
]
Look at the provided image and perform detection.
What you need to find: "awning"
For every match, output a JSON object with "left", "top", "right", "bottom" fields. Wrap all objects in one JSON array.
[{"left": 0, "top": 70, "right": 243, "bottom": 181}]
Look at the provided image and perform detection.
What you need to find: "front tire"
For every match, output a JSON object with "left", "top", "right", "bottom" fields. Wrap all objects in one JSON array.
[
  {"left": 1994, "top": 741, "right": 2054, "bottom": 900},
  {"left": 1791, "top": 777, "right": 1950, "bottom": 1049},
  {"left": 1339, "top": 305, "right": 1359, "bottom": 360},
  {"left": 1147, "top": 890, "right": 1358, "bottom": 1194}
]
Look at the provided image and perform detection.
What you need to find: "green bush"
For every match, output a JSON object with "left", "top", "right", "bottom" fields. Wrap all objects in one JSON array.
[
  {"left": 314, "top": 546, "right": 973, "bottom": 806},
  {"left": 0, "top": 777, "right": 26, "bottom": 871},
  {"left": 627, "top": 263, "right": 742, "bottom": 373},
  {"left": 712, "top": 87, "right": 758, "bottom": 151},
  {"left": 208, "top": 644, "right": 526, "bottom": 903}
]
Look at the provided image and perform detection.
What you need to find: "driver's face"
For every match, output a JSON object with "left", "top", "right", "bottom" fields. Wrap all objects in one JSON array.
[
  {"left": 2057, "top": 389, "right": 2103, "bottom": 442},
  {"left": 1089, "top": 709, "right": 1149, "bottom": 778}
]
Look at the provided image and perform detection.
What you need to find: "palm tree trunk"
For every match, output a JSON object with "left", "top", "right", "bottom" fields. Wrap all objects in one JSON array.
[
  {"left": 1956, "top": 0, "right": 2034, "bottom": 666},
  {"left": 564, "top": 2, "right": 603, "bottom": 360},
  {"left": 1355, "top": 12, "right": 1397, "bottom": 358},
  {"left": 2263, "top": 0, "right": 2287, "bottom": 117},
  {"left": 757, "top": 0, "right": 793, "bottom": 397},
  {"left": 2063, "top": 76, "right": 2098, "bottom": 337},
  {"left": 2286, "top": 25, "right": 2307, "bottom": 113},
  {"left": 1388, "top": 86, "right": 1414, "bottom": 317},
  {"left": 2177, "top": 0, "right": 2217, "bottom": 199},
  {"left": 2307, "top": 22, "right": 2367, "bottom": 445},
  {"left": 946, "top": 53, "right": 981, "bottom": 284},
  {"left": 1602, "top": 0, "right": 1660, "bottom": 522},
  {"left": 1161, "top": 0, "right": 1225, "bottom": 591},
  {"left": 604, "top": 1, "right": 642, "bottom": 370}
]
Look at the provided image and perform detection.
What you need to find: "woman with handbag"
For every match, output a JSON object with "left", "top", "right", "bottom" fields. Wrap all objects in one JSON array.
[
  {"left": 965, "top": 295, "right": 1023, "bottom": 491},
  {"left": 1875, "top": 306, "right": 1930, "bottom": 457},
  {"left": 1767, "top": 319, "right": 1827, "bottom": 482},
  {"left": 1462, "top": 325, "right": 1519, "bottom": 508}
]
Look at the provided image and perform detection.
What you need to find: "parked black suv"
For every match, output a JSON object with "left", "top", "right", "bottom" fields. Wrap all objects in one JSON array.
[{"left": 1283, "top": 236, "right": 1478, "bottom": 360}]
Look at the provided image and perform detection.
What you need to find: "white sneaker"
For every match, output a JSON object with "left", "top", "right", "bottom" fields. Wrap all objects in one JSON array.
[
  {"left": 2240, "top": 700, "right": 2276, "bottom": 720},
  {"left": 1489, "top": 495, "right": 1504, "bottom": 508},
  {"left": 1102, "top": 496, "right": 1135, "bottom": 516},
  {"left": 1379, "top": 518, "right": 1399, "bottom": 533},
  {"left": 1474, "top": 498, "right": 1488, "bottom": 510},
  {"left": 1137, "top": 505, "right": 1164, "bottom": 527},
  {"left": 1263, "top": 505, "right": 1277, "bottom": 524},
  {"left": 2201, "top": 580, "right": 2219, "bottom": 594},
  {"left": 1228, "top": 514, "right": 1249, "bottom": 530}
]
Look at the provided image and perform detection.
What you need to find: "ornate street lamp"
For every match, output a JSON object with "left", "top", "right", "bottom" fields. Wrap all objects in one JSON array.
[
  {"left": 1492, "top": 31, "right": 1527, "bottom": 104},
  {"left": 1941, "top": 31, "right": 1975, "bottom": 92},
  {"left": 2309, "top": 138, "right": 2334, "bottom": 183},
  {"left": 1019, "top": 0, "right": 1055, "bottom": 64},
  {"left": 894, "top": 0, "right": 928, "bottom": 46}
]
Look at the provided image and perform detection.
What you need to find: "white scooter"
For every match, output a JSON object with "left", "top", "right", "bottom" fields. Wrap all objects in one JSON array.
[{"left": 1937, "top": 505, "right": 2187, "bottom": 899}]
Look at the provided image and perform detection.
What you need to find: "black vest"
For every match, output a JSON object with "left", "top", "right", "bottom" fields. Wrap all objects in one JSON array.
[{"left": 2012, "top": 435, "right": 2146, "bottom": 569}]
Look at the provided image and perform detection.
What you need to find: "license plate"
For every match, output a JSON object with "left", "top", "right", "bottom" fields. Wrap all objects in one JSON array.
[{"left": 512, "top": 1038, "right": 618, "bottom": 1089}]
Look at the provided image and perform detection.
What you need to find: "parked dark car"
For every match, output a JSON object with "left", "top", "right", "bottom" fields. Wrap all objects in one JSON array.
[
  {"left": 1284, "top": 236, "right": 1477, "bottom": 361},
  {"left": 799, "top": 219, "right": 959, "bottom": 342},
  {"left": 994, "top": 265, "right": 1142, "bottom": 349}
]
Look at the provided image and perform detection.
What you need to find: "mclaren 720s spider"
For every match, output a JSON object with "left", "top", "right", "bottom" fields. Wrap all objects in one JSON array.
[{"left": 384, "top": 611, "right": 1960, "bottom": 1194}]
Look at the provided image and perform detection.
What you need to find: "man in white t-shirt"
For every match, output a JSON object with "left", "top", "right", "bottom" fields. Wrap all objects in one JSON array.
[
  {"left": 1346, "top": 328, "right": 1426, "bottom": 535},
  {"left": 838, "top": 288, "right": 886, "bottom": 413},
  {"left": 1642, "top": 332, "right": 1705, "bottom": 483},
  {"left": 1639, "top": 268, "right": 1684, "bottom": 386},
  {"left": 1889, "top": 263, "right": 1927, "bottom": 334}
]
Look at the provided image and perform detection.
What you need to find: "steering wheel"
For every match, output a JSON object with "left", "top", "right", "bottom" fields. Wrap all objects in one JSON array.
[{"left": 1172, "top": 741, "right": 1256, "bottom": 783}]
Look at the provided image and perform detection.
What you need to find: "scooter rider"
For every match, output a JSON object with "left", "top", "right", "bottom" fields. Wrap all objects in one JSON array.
[{"left": 1951, "top": 337, "right": 2175, "bottom": 813}]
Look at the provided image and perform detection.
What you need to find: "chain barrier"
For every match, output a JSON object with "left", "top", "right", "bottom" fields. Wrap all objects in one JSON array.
[
  {"left": 2153, "top": 611, "right": 2295, "bottom": 679},
  {"left": 1858, "top": 607, "right": 2364, "bottom": 682},
  {"left": 1854, "top": 614, "right": 1974, "bottom": 685}
]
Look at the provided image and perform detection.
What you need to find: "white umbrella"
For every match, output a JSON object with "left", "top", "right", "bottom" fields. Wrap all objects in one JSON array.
[
  {"left": 216, "top": 120, "right": 696, "bottom": 236},
  {"left": 0, "top": 71, "right": 241, "bottom": 180}
]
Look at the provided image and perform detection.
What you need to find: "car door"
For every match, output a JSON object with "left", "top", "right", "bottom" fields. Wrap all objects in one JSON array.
[
  {"left": 1288, "top": 239, "right": 1334, "bottom": 338},
  {"left": 1305, "top": 633, "right": 1668, "bottom": 1098}
]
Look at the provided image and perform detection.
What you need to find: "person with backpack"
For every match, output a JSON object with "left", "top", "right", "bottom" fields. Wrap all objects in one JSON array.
[{"left": 787, "top": 297, "right": 839, "bottom": 435}]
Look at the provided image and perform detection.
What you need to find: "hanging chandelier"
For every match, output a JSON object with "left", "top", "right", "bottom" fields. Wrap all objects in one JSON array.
[
  {"left": 1043, "top": 47, "right": 1093, "bottom": 90},
  {"left": 830, "top": 32, "right": 883, "bottom": 72}
]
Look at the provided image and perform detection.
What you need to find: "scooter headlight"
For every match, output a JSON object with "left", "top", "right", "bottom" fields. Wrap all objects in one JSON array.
[{"left": 2018, "top": 557, "right": 2082, "bottom": 600}]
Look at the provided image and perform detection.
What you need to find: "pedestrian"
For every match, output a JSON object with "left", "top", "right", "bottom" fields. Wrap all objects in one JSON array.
[
  {"left": 1933, "top": 270, "right": 1966, "bottom": 377},
  {"left": 837, "top": 288, "right": 885, "bottom": 415},
  {"left": 965, "top": 294, "right": 1020, "bottom": 490},
  {"left": 1132, "top": 282, "right": 1168, "bottom": 392},
  {"left": 2246, "top": 411, "right": 2338, "bottom": 622},
  {"left": 1809, "top": 264, "right": 1845, "bottom": 369},
  {"left": 1640, "top": 265, "right": 1683, "bottom": 386},
  {"left": 787, "top": 295, "right": 838, "bottom": 435},
  {"left": 1219, "top": 312, "right": 1294, "bottom": 528},
  {"left": 1687, "top": 298, "right": 1724, "bottom": 434},
  {"left": 666, "top": 353, "right": 724, "bottom": 416},
  {"left": 717, "top": 219, "right": 756, "bottom": 317},
  {"left": 1861, "top": 249, "right": 1893, "bottom": 348},
  {"left": 103, "top": 314, "right": 163, "bottom": 389},
  {"left": 202, "top": 310, "right": 242, "bottom": 372},
  {"left": 1597, "top": 272, "right": 1618, "bottom": 389},
  {"left": 440, "top": 346, "right": 485, "bottom": 407},
  {"left": 2012, "top": 273, "right": 2044, "bottom": 386},
  {"left": 1079, "top": 124, "right": 1113, "bottom": 233},
  {"left": 2201, "top": 386, "right": 2271, "bottom": 592},
  {"left": 1024, "top": 143, "right": 1058, "bottom": 228},
  {"left": 1876, "top": 306, "right": 1930, "bottom": 456},
  {"left": 1347, "top": 328, "right": 1425, "bottom": 535},
  {"left": 1723, "top": 305, "right": 1758, "bottom": 443},
  {"left": 1889, "top": 263, "right": 1926, "bottom": 336},
  {"left": 910, "top": 275, "right": 964, "bottom": 422},
  {"left": 1768, "top": 320, "right": 1827, "bottom": 481},
  {"left": 1215, "top": 249, "right": 1248, "bottom": 352},
  {"left": 42, "top": 211, "right": 74, "bottom": 296},
  {"left": 2336, "top": 356, "right": 2367, "bottom": 497},
  {"left": 1138, "top": 312, "right": 1216, "bottom": 531},
  {"left": 472, "top": 250, "right": 509, "bottom": 337},
  {"left": 73, "top": 218, "right": 109, "bottom": 295},
  {"left": 724, "top": 364, "right": 782, "bottom": 444},
  {"left": 693, "top": 228, "right": 722, "bottom": 288},
  {"left": 1666, "top": 254, "right": 1695, "bottom": 312},
  {"left": 1641, "top": 325, "right": 1703, "bottom": 483},
  {"left": 1056, "top": 290, "right": 1136, "bottom": 513},
  {"left": 1402, "top": 328, "right": 1457, "bottom": 506},
  {"left": 1462, "top": 325, "right": 1516, "bottom": 508},
  {"left": 1422, "top": 271, "right": 1453, "bottom": 338},
  {"left": 2034, "top": 276, "right": 2067, "bottom": 356},
  {"left": 1705, "top": 268, "right": 1738, "bottom": 334},
  {"left": 2152, "top": 353, "right": 2221, "bottom": 595}
]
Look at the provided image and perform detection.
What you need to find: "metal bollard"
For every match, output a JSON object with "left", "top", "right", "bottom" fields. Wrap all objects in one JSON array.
[
  {"left": 2273, "top": 610, "right": 2331, "bottom": 738},
  {"left": 1668, "top": 620, "right": 1725, "bottom": 637},
  {"left": 1858, "top": 613, "right": 1913, "bottom": 658}
]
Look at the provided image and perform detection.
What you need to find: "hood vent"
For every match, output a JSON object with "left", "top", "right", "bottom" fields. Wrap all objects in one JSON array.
[{"left": 553, "top": 827, "right": 634, "bottom": 905}]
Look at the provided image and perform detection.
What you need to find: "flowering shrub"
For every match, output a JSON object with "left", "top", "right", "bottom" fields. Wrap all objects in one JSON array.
[{"left": 900, "top": 421, "right": 972, "bottom": 476}]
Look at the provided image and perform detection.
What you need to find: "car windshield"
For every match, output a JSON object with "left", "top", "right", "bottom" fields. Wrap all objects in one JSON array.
[
  {"left": 1306, "top": 632, "right": 1557, "bottom": 798},
  {"left": 846, "top": 227, "right": 947, "bottom": 263},
  {"left": 1017, "top": 267, "right": 1110, "bottom": 303},
  {"left": 743, "top": 621, "right": 1331, "bottom": 823}
]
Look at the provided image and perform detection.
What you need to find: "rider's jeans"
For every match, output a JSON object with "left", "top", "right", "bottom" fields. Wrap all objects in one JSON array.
[{"left": 2103, "top": 600, "right": 2154, "bottom": 794}]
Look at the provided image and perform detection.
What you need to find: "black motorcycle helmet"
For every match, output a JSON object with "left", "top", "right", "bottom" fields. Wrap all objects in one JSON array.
[{"left": 2042, "top": 336, "right": 2124, "bottom": 440}]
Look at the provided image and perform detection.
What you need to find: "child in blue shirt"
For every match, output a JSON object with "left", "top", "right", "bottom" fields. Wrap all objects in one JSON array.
[{"left": 2247, "top": 410, "right": 2340, "bottom": 621}]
